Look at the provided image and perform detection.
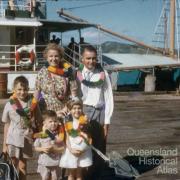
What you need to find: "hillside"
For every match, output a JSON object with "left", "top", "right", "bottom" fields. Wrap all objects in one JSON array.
[{"left": 101, "top": 41, "right": 160, "bottom": 54}]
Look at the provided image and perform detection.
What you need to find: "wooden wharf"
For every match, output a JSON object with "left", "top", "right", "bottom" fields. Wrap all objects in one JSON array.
[{"left": 0, "top": 93, "right": 180, "bottom": 180}]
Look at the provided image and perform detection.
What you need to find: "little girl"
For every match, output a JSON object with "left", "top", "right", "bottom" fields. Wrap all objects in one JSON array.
[
  {"left": 60, "top": 99, "right": 92, "bottom": 180},
  {"left": 34, "top": 110, "right": 64, "bottom": 180},
  {"left": 2, "top": 76, "right": 42, "bottom": 180}
]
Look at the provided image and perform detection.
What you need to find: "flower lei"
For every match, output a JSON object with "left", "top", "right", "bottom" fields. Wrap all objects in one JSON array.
[
  {"left": 47, "top": 62, "right": 72, "bottom": 77},
  {"left": 65, "top": 114, "right": 88, "bottom": 138},
  {"left": 33, "top": 125, "right": 65, "bottom": 142},
  {"left": 9, "top": 93, "right": 38, "bottom": 128},
  {"left": 77, "top": 63, "right": 105, "bottom": 87},
  {"left": 47, "top": 62, "right": 73, "bottom": 101}
]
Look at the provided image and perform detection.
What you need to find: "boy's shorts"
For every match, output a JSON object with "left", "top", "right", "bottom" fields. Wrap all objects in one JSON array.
[{"left": 7, "top": 138, "right": 33, "bottom": 159}]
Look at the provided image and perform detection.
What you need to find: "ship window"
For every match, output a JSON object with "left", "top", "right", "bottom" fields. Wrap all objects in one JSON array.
[{"left": 16, "top": 28, "right": 25, "bottom": 41}]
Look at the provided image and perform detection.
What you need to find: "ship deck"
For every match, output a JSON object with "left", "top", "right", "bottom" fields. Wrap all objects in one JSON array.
[{"left": 0, "top": 93, "right": 180, "bottom": 180}]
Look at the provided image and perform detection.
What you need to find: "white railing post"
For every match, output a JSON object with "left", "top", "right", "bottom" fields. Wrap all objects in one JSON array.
[
  {"left": 15, "top": 45, "right": 17, "bottom": 71},
  {"left": 0, "top": 1, "right": 3, "bottom": 17}
]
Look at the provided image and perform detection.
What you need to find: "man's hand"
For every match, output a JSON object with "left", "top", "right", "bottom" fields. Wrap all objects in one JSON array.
[
  {"left": 103, "top": 124, "right": 109, "bottom": 139},
  {"left": 57, "top": 106, "right": 68, "bottom": 118}
]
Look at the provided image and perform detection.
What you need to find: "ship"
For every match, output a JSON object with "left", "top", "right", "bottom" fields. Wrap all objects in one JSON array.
[
  {"left": 0, "top": 0, "right": 100, "bottom": 96},
  {"left": 1, "top": 0, "right": 180, "bottom": 96}
]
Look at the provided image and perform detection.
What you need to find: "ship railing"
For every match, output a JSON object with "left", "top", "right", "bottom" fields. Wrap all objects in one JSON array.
[
  {"left": 0, "top": 44, "right": 45, "bottom": 72},
  {"left": 63, "top": 43, "right": 103, "bottom": 68},
  {"left": 35, "top": 44, "right": 47, "bottom": 69},
  {"left": 0, "top": 43, "right": 103, "bottom": 72},
  {"left": 0, "top": 0, "right": 31, "bottom": 17},
  {"left": 0, "top": 44, "right": 16, "bottom": 71},
  {"left": 63, "top": 45, "right": 81, "bottom": 68},
  {"left": 0, "top": 1, "right": 6, "bottom": 17}
]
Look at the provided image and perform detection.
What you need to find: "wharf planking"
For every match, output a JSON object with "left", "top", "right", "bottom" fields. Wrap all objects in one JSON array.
[
  {"left": 0, "top": 94, "right": 180, "bottom": 179},
  {"left": 107, "top": 94, "right": 180, "bottom": 180}
]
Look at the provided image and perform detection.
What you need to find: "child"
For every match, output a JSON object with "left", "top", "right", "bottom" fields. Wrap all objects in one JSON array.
[
  {"left": 34, "top": 110, "right": 64, "bottom": 180},
  {"left": 34, "top": 43, "right": 78, "bottom": 117},
  {"left": 2, "top": 76, "right": 42, "bottom": 180},
  {"left": 60, "top": 99, "right": 92, "bottom": 180}
]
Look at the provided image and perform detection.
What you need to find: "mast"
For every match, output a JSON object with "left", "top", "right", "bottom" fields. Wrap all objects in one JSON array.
[
  {"left": 164, "top": 9, "right": 168, "bottom": 53},
  {"left": 169, "top": 0, "right": 175, "bottom": 56}
]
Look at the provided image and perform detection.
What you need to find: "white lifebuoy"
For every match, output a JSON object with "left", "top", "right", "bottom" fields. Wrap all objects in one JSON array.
[{"left": 15, "top": 46, "right": 35, "bottom": 65}]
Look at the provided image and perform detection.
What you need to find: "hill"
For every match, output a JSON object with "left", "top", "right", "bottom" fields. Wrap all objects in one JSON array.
[{"left": 101, "top": 41, "right": 159, "bottom": 54}]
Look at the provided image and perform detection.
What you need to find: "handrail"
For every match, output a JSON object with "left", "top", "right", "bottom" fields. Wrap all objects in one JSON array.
[
  {"left": 0, "top": 43, "right": 105, "bottom": 72},
  {"left": 0, "top": 0, "right": 31, "bottom": 17},
  {"left": 0, "top": 44, "right": 45, "bottom": 71}
]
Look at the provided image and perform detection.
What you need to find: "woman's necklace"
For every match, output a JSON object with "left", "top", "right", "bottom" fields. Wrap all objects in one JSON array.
[
  {"left": 47, "top": 62, "right": 71, "bottom": 76},
  {"left": 47, "top": 62, "right": 73, "bottom": 101}
]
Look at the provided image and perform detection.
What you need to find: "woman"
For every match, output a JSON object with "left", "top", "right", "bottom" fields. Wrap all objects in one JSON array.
[{"left": 35, "top": 43, "right": 78, "bottom": 117}]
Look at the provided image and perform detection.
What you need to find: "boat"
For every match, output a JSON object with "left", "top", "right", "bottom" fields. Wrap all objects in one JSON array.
[
  {"left": 0, "top": 0, "right": 100, "bottom": 96},
  {"left": 1, "top": 0, "right": 180, "bottom": 96},
  {"left": 58, "top": 3, "right": 180, "bottom": 92}
]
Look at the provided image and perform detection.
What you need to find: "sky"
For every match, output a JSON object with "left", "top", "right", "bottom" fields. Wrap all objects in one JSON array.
[{"left": 46, "top": 0, "right": 164, "bottom": 46}]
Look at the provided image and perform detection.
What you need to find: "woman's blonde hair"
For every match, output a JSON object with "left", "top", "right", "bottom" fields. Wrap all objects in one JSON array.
[{"left": 43, "top": 43, "right": 64, "bottom": 60}]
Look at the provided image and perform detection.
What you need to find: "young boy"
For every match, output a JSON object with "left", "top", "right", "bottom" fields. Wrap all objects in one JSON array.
[
  {"left": 34, "top": 110, "right": 64, "bottom": 180},
  {"left": 2, "top": 76, "right": 42, "bottom": 180}
]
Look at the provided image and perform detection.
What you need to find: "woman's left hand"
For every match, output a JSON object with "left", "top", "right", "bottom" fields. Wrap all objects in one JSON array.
[{"left": 57, "top": 106, "right": 68, "bottom": 117}]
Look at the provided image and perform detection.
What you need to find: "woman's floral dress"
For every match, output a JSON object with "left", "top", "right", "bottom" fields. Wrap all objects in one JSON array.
[{"left": 35, "top": 67, "right": 78, "bottom": 112}]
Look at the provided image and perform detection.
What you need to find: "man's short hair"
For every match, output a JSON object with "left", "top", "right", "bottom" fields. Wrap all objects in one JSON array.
[{"left": 81, "top": 45, "right": 97, "bottom": 56}]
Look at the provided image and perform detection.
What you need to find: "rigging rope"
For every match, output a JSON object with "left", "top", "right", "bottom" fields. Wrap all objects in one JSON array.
[
  {"left": 152, "top": 0, "right": 167, "bottom": 48},
  {"left": 62, "top": 0, "right": 124, "bottom": 11}
]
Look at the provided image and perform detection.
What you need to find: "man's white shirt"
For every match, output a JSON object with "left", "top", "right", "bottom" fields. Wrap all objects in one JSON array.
[{"left": 80, "top": 66, "right": 114, "bottom": 124}]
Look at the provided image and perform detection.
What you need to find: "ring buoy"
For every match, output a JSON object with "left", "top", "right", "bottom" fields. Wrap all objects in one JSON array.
[{"left": 15, "top": 46, "right": 35, "bottom": 65}]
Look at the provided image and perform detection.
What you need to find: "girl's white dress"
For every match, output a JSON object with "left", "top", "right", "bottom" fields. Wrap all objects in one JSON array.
[{"left": 59, "top": 118, "right": 92, "bottom": 168}]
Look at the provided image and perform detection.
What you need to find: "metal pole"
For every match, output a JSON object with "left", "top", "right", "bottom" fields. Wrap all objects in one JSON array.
[
  {"left": 164, "top": 9, "right": 168, "bottom": 53},
  {"left": 33, "top": 27, "right": 36, "bottom": 71},
  {"left": 78, "top": 29, "right": 81, "bottom": 61},
  {"left": 170, "top": 0, "right": 175, "bottom": 56},
  {"left": 61, "top": 33, "right": 62, "bottom": 46}
]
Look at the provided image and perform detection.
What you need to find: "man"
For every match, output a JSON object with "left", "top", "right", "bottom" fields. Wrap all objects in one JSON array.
[{"left": 77, "top": 45, "right": 114, "bottom": 179}]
